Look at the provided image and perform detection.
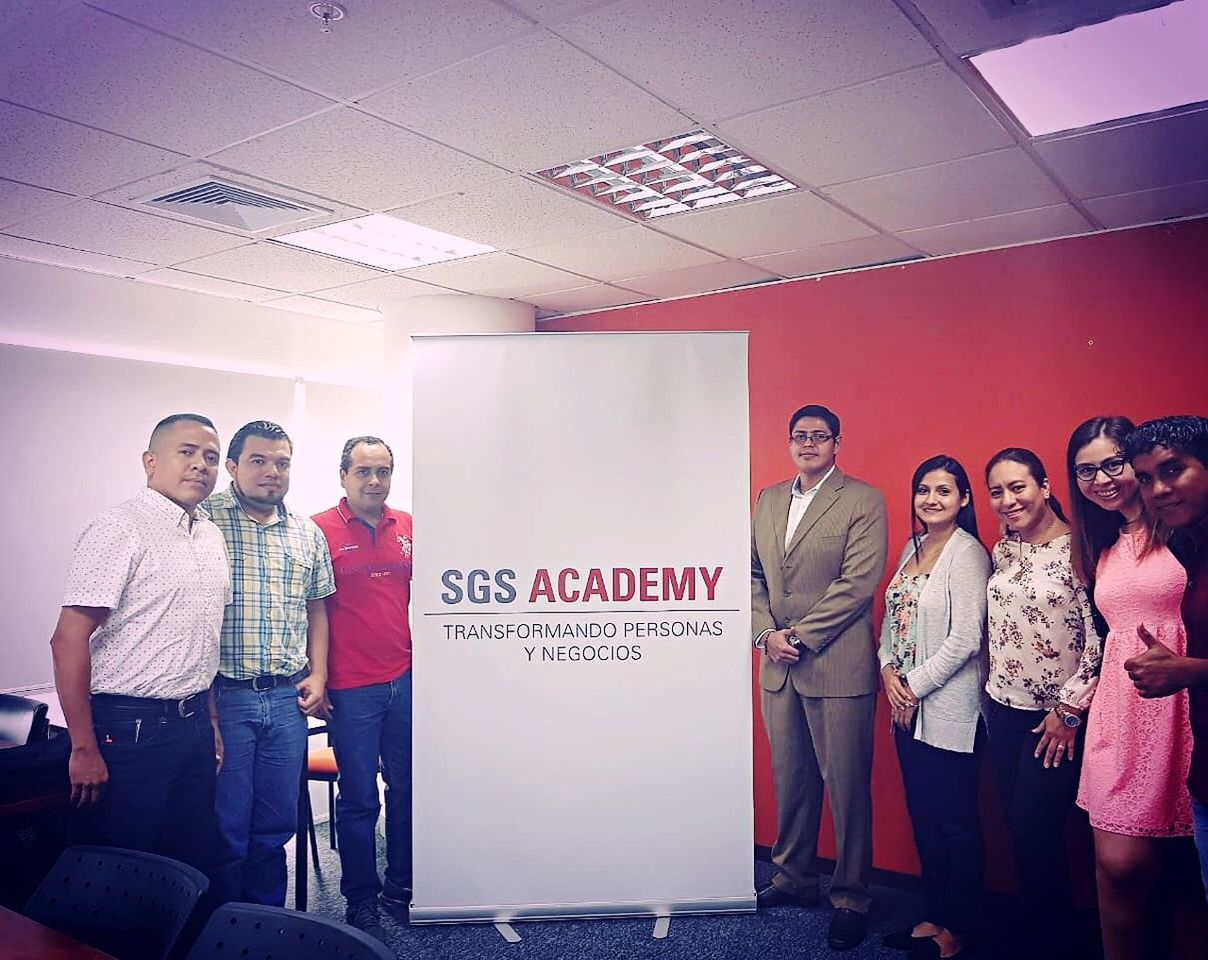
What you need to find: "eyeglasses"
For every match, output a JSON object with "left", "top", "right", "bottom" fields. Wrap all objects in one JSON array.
[
  {"left": 1073, "top": 456, "right": 1128, "bottom": 482},
  {"left": 790, "top": 431, "right": 834, "bottom": 445}
]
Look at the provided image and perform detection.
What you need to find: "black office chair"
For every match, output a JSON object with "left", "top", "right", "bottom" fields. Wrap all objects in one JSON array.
[
  {"left": 0, "top": 693, "right": 49, "bottom": 746},
  {"left": 185, "top": 902, "right": 394, "bottom": 960},
  {"left": 24, "top": 844, "right": 209, "bottom": 960}
]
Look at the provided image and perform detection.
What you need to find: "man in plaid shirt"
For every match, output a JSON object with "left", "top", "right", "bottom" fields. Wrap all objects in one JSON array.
[{"left": 205, "top": 420, "right": 335, "bottom": 906}]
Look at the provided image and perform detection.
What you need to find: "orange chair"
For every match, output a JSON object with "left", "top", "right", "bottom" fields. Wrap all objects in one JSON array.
[{"left": 295, "top": 724, "right": 339, "bottom": 910}]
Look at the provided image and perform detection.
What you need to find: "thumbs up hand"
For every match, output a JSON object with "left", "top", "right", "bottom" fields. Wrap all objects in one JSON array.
[{"left": 1123, "top": 624, "right": 1187, "bottom": 698}]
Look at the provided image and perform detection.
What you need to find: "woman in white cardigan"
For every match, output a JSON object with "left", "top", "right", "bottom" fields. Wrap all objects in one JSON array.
[{"left": 877, "top": 454, "right": 990, "bottom": 960}]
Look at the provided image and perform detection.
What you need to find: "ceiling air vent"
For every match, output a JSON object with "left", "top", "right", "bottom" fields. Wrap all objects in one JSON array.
[{"left": 141, "top": 179, "right": 329, "bottom": 232}]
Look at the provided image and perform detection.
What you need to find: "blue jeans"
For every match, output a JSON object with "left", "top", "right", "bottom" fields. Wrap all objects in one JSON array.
[
  {"left": 327, "top": 671, "right": 412, "bottom": 905},
  {"left": 213, "top": 682, "right": 307, "bottom": 906},
  {"left": 1194, "top": 798, "right": 1208, "bottom": 900}
]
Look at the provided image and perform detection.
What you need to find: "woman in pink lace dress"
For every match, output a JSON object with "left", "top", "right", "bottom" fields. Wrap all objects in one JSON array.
[{"left": 1068, "top": 416, "right": 1199, "bottom": 960}]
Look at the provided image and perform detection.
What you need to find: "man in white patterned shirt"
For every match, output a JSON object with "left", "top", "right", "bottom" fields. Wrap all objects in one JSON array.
[{"left": 50, "top": 413, "right": 230, "bottom": 879}]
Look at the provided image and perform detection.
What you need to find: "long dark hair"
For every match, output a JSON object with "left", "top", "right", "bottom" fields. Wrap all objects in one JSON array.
[
  {"left": 910, "top": 454, "right": 979, "bottom": 562},
  {"left": 1067, "top": 416, "right": 1158, "bottom": 588},
  {"left": 984, "top": 447, "right": 1068, "bottom": 526}
]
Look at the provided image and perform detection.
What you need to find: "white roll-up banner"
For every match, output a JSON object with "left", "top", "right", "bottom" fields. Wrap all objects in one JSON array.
[{"left": 411, "top": 331, "right": 753, "bottom": 923}]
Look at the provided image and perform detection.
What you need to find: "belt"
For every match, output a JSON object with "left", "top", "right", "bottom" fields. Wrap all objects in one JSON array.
[
  {"left": 216, "top": 669, "right": 308, "bottom": 692},
  {"left": 91, "top": 690, "right": 209, "bottom": 719}
]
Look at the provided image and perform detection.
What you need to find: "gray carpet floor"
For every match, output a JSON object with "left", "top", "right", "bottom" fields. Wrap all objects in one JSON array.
[{"left": 288, "top": 823, "right": 1103, "bottom": 960}]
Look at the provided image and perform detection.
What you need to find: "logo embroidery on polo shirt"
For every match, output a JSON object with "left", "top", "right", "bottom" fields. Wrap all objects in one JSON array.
[
  {"left": 339, "top": 543, "right": 359, "bottom": 552},
  {"left": 398, "top": 535, "right": 412, "bottom": 559}
]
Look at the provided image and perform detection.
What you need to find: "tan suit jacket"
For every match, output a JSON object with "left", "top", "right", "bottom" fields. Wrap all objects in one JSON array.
[{"left": 752, "top": 469, "right": 888, "bottom": 698}]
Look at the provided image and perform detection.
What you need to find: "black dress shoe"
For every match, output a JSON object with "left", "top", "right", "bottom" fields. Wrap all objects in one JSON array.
[
  {"left": 827, "top": 908, "right": 868, "bottom": 951},
  {"left": 755, "top": 883, "right": 819, "bottom": 909},
  {"left": 883, "top": 925, "right": 934, "bottom": 950}
]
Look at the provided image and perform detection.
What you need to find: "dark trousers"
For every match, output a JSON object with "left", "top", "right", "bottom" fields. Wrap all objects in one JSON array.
[
  {"left": 985, "top": 700, "right": 1082, "bottom": 945},
  {"left": 894, "top": 720, "right": 985, "bottom": 937},
  {"left": 71, "top": 700, "right": 222, "bottom": 887}
]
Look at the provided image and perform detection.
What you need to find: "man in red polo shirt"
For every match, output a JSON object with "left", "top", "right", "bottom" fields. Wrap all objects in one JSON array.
[{"left": 313, "top": 436, "right": 413, "bottom": 940}]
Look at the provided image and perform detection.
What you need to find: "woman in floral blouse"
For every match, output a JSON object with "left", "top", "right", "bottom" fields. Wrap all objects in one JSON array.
[{"left": 983, "top": 447, "right": 1103, "bottom": 955}]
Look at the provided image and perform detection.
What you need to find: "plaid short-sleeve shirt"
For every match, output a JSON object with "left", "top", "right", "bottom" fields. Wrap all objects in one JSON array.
[{"left": 204, "top": 485, "right": 336, "bottom": 680}]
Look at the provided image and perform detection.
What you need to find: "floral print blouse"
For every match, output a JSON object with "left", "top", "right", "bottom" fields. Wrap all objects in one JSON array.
[
  {"left": 884, "top": 569, "right": 928, "bottom": 675},
  {"left": 986, "top": 532, "right": 1102, "bottom": 711}
]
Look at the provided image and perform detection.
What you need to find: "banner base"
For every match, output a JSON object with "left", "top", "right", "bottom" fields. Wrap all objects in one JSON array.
[{"left": 409, "top": 894, "right": 756, "bottom": 925}]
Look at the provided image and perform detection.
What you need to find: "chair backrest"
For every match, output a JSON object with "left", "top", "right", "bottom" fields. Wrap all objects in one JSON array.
[
  {"left": 0, "top": 693, "right": 49, "bottom": 746},
  {"left": 186, "top": 903, "right": 395, "bottom": 960},
  {"left": 25, "top": 844, "right": 209, "bottom": 960}
]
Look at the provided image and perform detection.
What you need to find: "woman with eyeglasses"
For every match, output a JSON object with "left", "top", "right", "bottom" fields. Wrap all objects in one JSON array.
[
  {"left": 983, "top": 447, "right": 1103, "bottom": 954},
  {"left": 877, "top": 455, "right": 989, "bottom": 960},
  {"left": 1067, "top": 416, "right": 1199, "bottom": 960}
]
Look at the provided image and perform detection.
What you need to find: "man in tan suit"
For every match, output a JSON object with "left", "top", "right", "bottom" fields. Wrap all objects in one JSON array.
[{"left": 751, "top": 403, "right": 887, "bottom": 951}]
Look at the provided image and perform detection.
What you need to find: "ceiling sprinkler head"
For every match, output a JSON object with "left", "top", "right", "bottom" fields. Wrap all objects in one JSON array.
[{"left": 309, "top": 2, "right": 346, "bottom": 33}]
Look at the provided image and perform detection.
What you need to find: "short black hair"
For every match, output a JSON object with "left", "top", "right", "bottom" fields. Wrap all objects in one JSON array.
[
  {"left": 340, "top": 436, "right": 394, "bottom": 473},
  {"left": 148, "top": 413, "right": 216, "bottom": 449},
  {"left": 1125, "top": 415, "right": 1208, "bottom": 468},
  {"left": 788, "top": 404, "right": 840, "bottom": 438},
  {"left": 227, "top": 420, "right": 292, "bottom": 463}
]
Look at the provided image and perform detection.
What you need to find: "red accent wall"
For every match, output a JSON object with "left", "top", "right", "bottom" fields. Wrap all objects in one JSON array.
[{"left": 543, "top": 218, "right": 1208, "bottom": 888}]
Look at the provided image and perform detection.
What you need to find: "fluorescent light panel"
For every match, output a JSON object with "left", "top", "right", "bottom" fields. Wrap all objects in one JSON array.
[
  {"left": 971, "top": 0, "right": 1208, "bottom": 136},
  {"left": 537, "top": 131, "right": 798, "bottom": 220},
  {"left": 274, "top": 213, "right": 494, "bottom": 270}
]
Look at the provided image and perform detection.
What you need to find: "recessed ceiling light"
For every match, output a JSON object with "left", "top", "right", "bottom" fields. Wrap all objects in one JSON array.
[
  {"left": 273, "top": 214, "right": 494, "bottom": 270},
  {"left": 536, "top": 131, "right": 798, "bottom": 220},
  {"left": 970, "top": 0, "right": 1208, "bottom": 137}
]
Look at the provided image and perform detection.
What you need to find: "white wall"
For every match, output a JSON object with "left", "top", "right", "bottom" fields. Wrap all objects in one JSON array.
[
  {"left": 0, "top": 257, "right": 399, "bottom": 692},
  {"left": 0, "top": 256, "right": 532, "bottom": 705},
  {"left": 0, "top": 257, "right": 385, "bottom": 387}
]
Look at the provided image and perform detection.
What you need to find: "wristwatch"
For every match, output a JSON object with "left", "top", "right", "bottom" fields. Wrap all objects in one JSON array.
[
  {"left": 787, "top": 629, "right": 804, "bottom": 649},
  {"left": 1054, "top": 703, "right": 1083, "bottom": 729}
]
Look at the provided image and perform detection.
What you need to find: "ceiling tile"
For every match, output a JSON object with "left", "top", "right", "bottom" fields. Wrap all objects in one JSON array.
[
  {"left": 516, "top": 225, "right": 721, "bottom": 281},
  {"left": 825, "top": 148, "right": 1068, "bottom": 231},
  {"left": 173, "top": 241, "right": 384, "bottom": 293},
  {"left": 397, "top": 252, "right": 590, "bottom": 297},
  {"left": 262, "top": 295, "right": 384, "bottom": 325},
  {"left": 717, "top": 62, "right": 1013, "bottom": 187},
  {"left": 359, "top": 32, "right": 693, "bottom": 171},
  {"left": 0, "top": 233, "right": 156, "bottom": 278},
  {"left": 209, "top": 108, "right": 507, "bottom": 210},
  {"left": 387, "top": 177, "right": 629, "bottom": 250},
  {"left": 745, "top": 234, "right": 922, "bottom": 277},
  {"left": 910, "top": 0, "right": 1168, "bottom": 57},
  {"left": 0, "top": 101, "right": 184, "bottom": 196},
  {"left": 0, "top": 179, "right": 78, "bottom": 229},
  {"left": 617, "top": 260, "right": 777, "bottom": 297},
  {"left": 1034, "top": 108, "right": 1208, "bottom": 199},
  {"left": 505, "top": 0, "right": 621, "bottom": 22},
  {"left": 1083, "top": 180, "right": 1208, "bottom": 230},
  {"left": 307, "top": 275, "right": 455, "bottom": 310},
  {"left": 1, "top": 4, "right": 333, "bottom": 156},
  {"left": 525, "top": 284, "right": 647, "bottom": 314},
  {"left": 136, "top": 268, "right": 291, "bottom": 302},
  {"left": 649, "top": 191, "right": 874, "bottom": 258},
  {"left": 7, "top": 201, "right": 249, "bottom": 265},
  {"left": 557, "top": 0, "right": 936, "bottom": 120},
  {"left": 898, "top": 204, "right": 1094, "bottom": 257},
  {"left": 90, "top": 0, "right": 537, "bottom": 101}
]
